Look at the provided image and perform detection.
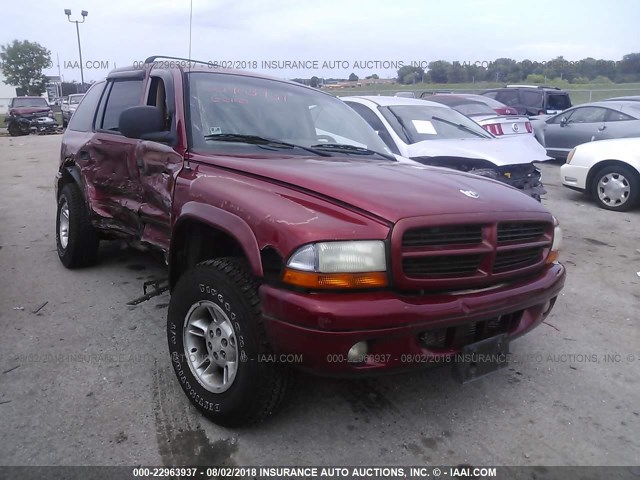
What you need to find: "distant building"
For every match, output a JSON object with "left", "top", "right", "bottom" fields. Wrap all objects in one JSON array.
[{"left": 0, "top": 69, "right": 18, "bottom": 114}]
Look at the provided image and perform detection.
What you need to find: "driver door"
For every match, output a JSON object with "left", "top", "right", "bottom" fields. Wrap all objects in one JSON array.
[
  {"left": 136, "top": 71, "right": 184, "bottom": 251},
  {"left": 544, "top": 107, "right": 607, "bottom": 159}
]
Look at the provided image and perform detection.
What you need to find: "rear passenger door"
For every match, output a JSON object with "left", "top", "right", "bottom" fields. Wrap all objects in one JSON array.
[{"left": 85, "top": 73, "right": 146, "bottom": 237}]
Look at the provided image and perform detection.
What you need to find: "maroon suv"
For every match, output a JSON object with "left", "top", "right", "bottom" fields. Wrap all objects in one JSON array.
[{"left": 55, "top": 57, "right": 565, "bottom": 426}]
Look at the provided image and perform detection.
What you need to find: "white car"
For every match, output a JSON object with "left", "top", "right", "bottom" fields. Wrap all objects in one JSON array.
[
  {"left": 560, "top": 138, "right": 640, "bottom": 211},
  {"left": 342, "top": 96, "right": 552, "bottom": 200}
]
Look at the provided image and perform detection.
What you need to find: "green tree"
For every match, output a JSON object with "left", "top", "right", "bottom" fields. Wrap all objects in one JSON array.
[
  {"left": 447, "top": 61, "right": 465, "bottom": 83},
  {"left": 309, "top": 76, "right": 320, "bottom": 88},
  {"left": 348, "top": 72, "right": 359, "bottom": 82},
  {"left": 425, "top": 61, "right": 449, "bottom": 83},
  {"left": 365, "top": 74, "right": 379, "bottom": 80},
  {"left": 0, "top": 40, "right": 51, "bottom": 95},
  {"left": 397, "top": 65, "right": 425, "bottom": 84}
]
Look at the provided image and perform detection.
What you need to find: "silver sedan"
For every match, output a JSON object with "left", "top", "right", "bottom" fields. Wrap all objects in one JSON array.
[{"left": 531, "top": 100, "right": 640, "bottom": 160}]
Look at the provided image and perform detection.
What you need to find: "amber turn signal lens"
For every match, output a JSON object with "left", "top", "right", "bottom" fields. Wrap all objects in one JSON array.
[
  {"left": 546, "top": 250, "right": 560, "bottom": 264},
  {"left": 282, "top": 269, "right": 388, "bottom": 289}
]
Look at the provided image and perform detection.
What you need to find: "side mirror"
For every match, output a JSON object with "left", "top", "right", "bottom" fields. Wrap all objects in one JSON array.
[
  {"left": 560, "top": 117, "right": 568, "bottom": 127},
  {"left": 119, "top": 106, "right": 173, "bottom": 143}
]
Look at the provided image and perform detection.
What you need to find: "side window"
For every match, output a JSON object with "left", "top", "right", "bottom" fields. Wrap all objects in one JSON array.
[
  {"left": 68, "top": 81, "right": 105, "bottom": 132},
  {"left": 495, "top": 90, "right": 519, "bottom": 106},
  {"left": 483, "top": 91, "right": 498, "bottom": 100},
  {"left": 98, "top": 79, "right": 144, "bottom": 131},
  {"left": 606, "top": 109, "right": 634, "bottom": 122},
  {"left": 567, "top": 107, "right": 607, "bottom": 124},
  {"left": 147, "top": 76, "right": 172, "bottom": 131},
  {"left": 345, "top": 101, "right": 400, "bottom": 154},
  {"left": 520, "top": 91, "right": 543, "bottom": 109}
]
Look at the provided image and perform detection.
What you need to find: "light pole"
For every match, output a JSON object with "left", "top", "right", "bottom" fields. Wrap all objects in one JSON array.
[{"left": 64, "top": 9, "right": 88, "bottom": 92}]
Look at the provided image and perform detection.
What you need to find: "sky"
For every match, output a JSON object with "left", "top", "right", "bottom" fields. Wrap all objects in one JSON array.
[{"left": 1, "top": 0, "right": 639, "bottom": 82}]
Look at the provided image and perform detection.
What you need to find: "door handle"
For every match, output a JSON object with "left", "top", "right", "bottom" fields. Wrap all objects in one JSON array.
[{"left": 598, "top": 125, "right": 606, "bottom": 131}]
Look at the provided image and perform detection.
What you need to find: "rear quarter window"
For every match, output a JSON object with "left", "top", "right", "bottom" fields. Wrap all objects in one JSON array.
[
  {"left": 68, "top": 82, "right": 106, "bottom": 132},
  {"left": 546, "top": 94, "right": 571, "bottom": 111}
]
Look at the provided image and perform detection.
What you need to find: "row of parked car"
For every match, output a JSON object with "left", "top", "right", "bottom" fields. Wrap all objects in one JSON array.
[{"left": 385, "top": 86, "right": 640, "bottom": 211}]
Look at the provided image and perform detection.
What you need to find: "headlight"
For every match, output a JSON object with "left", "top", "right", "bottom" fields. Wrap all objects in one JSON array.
[
  {"left": 566, "top": 148, "right": 576, "bottom": 164},
  {"left": 283, "top": 240, "right": 387, "bottom": 289},
  {"left": 546, "top": 216, "right": 562, "bottom": 264}
]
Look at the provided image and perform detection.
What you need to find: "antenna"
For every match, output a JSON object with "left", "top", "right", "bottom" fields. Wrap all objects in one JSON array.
[{"left": 188, "top": 0, "right": 193, "bottom": 66}]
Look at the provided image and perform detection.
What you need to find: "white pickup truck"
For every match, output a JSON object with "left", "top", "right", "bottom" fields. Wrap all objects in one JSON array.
[{"left": 61, "top": 94, "right": 85, "bottom": 127}]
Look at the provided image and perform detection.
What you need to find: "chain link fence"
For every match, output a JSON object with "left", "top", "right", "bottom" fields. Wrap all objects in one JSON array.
[{"left": 332, "top": 87, "right": 640, "bottom": 105}]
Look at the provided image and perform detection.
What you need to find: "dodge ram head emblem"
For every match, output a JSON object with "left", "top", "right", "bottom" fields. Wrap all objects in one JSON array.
[{"left": 460, "top": 189, "right": 480, "bottom": 198}]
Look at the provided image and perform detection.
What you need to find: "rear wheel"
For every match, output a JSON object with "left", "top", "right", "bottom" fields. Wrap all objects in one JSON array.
[
  {"left": 167, "top": 258, "right": 292, "bottom": 427},
  {"left": 590, "top": 165, "right": 639, "bottom": 212},
  {"left": 56, "top": 183, "right": 100, "bottom": 268}
]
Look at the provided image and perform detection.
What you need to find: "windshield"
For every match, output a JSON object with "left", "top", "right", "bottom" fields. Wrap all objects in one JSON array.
[
  {"left": 187, "top": 72, "right": 390, "bottom": 156},
  {"left": 383, "top": 105, "right": 492, "bottom": 143},
  {"left": 69, "top": 95, "right": 84, "bottom": 105},
  {"left": 12, "top": 98, "right": 48, "bottom": 108}
]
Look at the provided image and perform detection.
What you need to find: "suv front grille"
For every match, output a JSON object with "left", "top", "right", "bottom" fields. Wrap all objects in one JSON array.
[{"left": 395, "top": 217, "right": 553, "bottom": 289}]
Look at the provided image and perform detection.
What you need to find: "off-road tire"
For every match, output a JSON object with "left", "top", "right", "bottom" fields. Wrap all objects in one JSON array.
[
  {"left": 56, "top": 183, "right": 100, "bottom": 268},
  {"left": 167, "top": 257, "right": 292, "bottom": 427}
]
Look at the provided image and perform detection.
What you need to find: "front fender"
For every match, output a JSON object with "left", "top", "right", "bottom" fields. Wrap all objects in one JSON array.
[{"left": 171, "top": 201, "right": 263, "bottom": 278}]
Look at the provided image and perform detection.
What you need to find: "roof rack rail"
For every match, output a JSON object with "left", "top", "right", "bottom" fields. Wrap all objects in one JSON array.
[
  {"left": 143, "top": 55, "right": 216, "bottom": 67},
  {"left": 505, "top": 84, "right": 562, "bottom": 90}
]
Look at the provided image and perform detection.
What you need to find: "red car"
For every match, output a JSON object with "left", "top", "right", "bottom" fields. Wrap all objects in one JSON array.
[{"left": 56, "top": 56, "right": 565, "bottom": 426}]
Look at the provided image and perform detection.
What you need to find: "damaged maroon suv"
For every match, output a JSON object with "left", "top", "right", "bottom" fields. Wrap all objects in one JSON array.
[{"left": 55, "top": 56, "right": 565, "bottom": 426}]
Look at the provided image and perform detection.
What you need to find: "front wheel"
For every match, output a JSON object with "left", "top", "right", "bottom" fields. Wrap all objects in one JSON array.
[
  {"left": 7, "top": 122, "right": 26, "bottom": 137},
  {"left": 591, "top": 165, "right": 639, "bottom": 212},
  {"left": 167, "top": 258, "right": 292, "bottom": 427}
]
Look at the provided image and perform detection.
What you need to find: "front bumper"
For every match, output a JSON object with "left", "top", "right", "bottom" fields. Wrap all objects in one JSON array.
[
  {"left": 260, "top": 263, "right": 565, "bottom": 375},
  {"left": 560, "top": 164, "right": 588, "bottom": 191}
]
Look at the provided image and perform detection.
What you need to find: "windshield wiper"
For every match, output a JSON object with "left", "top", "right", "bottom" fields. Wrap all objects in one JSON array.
[
  {"left": 309, "top": 143, "right": 395, "bottom": 160},
  {"left": 430, "top": 116, "right": 489, "bottom": 138},
  {"left": 204, "top": 134, "right": 331, "bottom": 157}
]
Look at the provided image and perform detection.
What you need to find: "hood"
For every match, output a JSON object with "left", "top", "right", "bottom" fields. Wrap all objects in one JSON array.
[
  {"left": 10, "top": 107, "right": 51, "bottom": 115},
  {"left": 404, "top": 135, "right": 551, "bottom": 166},
  {"left": 209, "top": 155, "right": 547, "bottom": 223}
]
